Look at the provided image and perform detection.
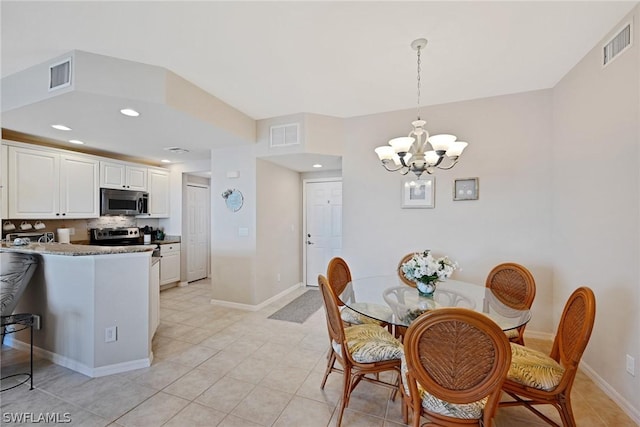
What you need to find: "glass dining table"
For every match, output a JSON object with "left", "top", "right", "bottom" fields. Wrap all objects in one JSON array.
[{"left": 338, "top": 275, "right": 531, "bottom": 332}]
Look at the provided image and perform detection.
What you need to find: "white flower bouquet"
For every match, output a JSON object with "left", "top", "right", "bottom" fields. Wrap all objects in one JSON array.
[{"left": 401, "top": 250, "right": 458, "bottom": 296}]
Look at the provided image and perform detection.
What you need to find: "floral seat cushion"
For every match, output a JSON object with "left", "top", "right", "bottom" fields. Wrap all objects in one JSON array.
[
  {"left": 340, "top": 307, "right": 386, "bottom": 326},
  {"left": 504, "top": 329, "right": 520, "bottom": 340},
  {"left": 506, "top": 343, "right": 565, "bottom": 391},
  {"left": 332, "top": 324, "right": 402, "bottom": 364},
  {"left": 401, "top": 354, "right": 487, "bottom": 419}
]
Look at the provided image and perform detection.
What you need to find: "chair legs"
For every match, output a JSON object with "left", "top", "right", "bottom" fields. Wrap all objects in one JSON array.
[
  {"left": 501, "top": 390, "right": 576, "bottom": 427},
  {"left": 321, "top": 352, "right": 336, "bottom": 389}
]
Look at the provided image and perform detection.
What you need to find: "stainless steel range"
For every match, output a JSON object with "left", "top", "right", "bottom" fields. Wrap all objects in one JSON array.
[
  {"left": 89, "top": 227, "right": 160, "bottom": 257},
  {"left": 89, "top": 227, "right": 141, "bottom": 245}
]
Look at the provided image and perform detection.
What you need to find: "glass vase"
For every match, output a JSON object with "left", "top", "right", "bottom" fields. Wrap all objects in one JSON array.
[{"left": 416, "top": 281, "right": 437, "bottom": 298}]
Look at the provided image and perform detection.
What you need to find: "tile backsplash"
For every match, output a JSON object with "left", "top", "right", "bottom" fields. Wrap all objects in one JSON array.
[{"left": 2, "top": 217, "right": 160, "bottom": 242}]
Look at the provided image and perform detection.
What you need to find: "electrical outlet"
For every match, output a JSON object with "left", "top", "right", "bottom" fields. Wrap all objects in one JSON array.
[
  {"left": 32, "top": 314, "right": 41, "bottom": 330},
  {"left": 105, "top": 326, "right": 117, "bottom": 343},
  {"left": 277, "top": 273, "right": 281, "bottom": 282},
  {"left": 68, "top": 227, "right": 75, "bottom": 236},
  {"left": 626, "top": 354, "right": 635, "bottom": 376}
]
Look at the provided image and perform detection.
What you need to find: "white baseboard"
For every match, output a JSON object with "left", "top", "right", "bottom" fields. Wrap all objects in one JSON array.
[
  {"left": 579, "top": 360, "right": 640, "bottom": 424},
  {"left": 4, "top": 335, "right": 151, "bottom": 378},
  {"left": 210, "top": 282, "right": 304, "bottom": 311},
  {"left": 524, "top": 330, "right": 640, "bottom": 424}
]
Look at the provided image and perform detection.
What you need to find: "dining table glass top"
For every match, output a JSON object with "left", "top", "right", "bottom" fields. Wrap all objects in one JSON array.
[{"left": 338, "top": 275, "right": 531, "bottom": 331}]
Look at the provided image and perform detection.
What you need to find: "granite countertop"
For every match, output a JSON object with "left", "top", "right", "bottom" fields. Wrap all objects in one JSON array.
[
  {"left": 0, "top": 242, "right": 155, "bottom": 256},
  {"left": 152, "top": 236, "right": 181, "bottom": 245}
]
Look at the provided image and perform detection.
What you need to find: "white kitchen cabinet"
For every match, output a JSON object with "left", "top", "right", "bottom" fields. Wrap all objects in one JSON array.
[
  {"left": 1, "top": 144, "right": 7, "bottom": 219},
  {"left": 144, "top": 167, "right": 170, "bottom": 218},
  {"left": 8, "top": 146, "right": 99, "bottom": 219},
  {"left": 100, "top": 161, "right": 147, "bottom": 191},
  {"left": 160, "top": 243, "right": 181, "bottom": 285}
]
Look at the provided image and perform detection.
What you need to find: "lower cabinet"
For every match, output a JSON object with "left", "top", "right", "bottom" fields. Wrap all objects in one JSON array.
[
  {"left": 160, "top": 243, "right": 180, "bottom": 285},
  {"left": 149, "top": 259, "right": 160, "bottom": 339}
]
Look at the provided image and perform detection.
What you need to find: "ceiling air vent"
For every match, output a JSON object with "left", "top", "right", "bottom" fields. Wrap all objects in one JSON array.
[
  {"left": 164, "top": 147, "right": 190, "bottom": 154},
  {"left": 603, "top": 23, "right": 632, "bottom": 67},
  {"left": 270, "top": 123, "right": 300, "bottom": 147},
  {"left": 49, "top": 57, "right": 72, "bottom": 91}
]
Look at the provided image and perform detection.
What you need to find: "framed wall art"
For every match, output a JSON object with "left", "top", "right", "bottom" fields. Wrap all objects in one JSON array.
[
  {"left": 453, "top": 177, "right": 479, "bottom": 201},
  {"left": 401, "top": 177, "right": 435, "bottom": 208}
]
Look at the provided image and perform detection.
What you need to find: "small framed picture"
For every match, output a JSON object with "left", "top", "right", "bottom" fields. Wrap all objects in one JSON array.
[
  {"left": 402, "top": 177, "right": 435, "bottom": 208},
  {"left": 453, "top": 177, "right": 479, "bottom": 201}
]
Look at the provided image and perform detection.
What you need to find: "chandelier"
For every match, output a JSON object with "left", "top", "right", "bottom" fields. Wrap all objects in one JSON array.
[{"left": 375, "top": 38, "right": 468, "bottom": 178}]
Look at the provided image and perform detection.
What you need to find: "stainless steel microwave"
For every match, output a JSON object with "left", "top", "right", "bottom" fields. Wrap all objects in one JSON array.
[{"left": 100, "top": 188, "right": 149, "bottom": 216}]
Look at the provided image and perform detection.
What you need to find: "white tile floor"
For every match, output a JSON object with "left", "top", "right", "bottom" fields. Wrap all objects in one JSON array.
[{"left": 1, "top": 278, "right": 636, "bottom": 426}]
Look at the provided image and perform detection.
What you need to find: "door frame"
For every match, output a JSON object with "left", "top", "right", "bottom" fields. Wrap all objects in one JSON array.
[{"left": 302, "top": 177, "right": 343, "bottom": 286}]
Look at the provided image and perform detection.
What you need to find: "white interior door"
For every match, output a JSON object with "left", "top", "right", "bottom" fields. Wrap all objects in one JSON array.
[
  {"left": 186, "top": 184, "right": 209, "bottom": 282},
  {"left": 305, "top": 180, "right": 342, "bottom": 286}
]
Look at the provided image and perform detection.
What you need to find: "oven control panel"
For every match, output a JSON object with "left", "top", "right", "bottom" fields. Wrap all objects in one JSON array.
[{"left": 90, "top": 227, "right": 140, "bottom": 242}]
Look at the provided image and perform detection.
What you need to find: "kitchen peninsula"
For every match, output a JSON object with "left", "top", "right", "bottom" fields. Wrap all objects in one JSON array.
[{"left": 1, "top": 242, "right": 158, "bottom": 378}]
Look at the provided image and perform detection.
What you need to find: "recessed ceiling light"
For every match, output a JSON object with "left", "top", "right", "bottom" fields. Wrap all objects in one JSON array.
[
  {"left": 313, "top": 164, "right": 323, "bottom": 168},
  {"left": 120, "top": 108, "right": 140, "bottom": 117},
  {"left": 51, "top": 124, "right": 71, "bottom": 131},
  {"left": 161, "top": 159, "right": 171, "bottom": 163},
  {"left": 69, "top": 139, "right": 84, "bottom": 145}
]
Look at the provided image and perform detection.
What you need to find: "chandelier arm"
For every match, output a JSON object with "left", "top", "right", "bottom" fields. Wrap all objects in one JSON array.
[
  {"left": 435, "top": 158, "right": 460, "bottom": 170},
  {"left": 381, "top": 161, "right": 410, "bottom": 174}
]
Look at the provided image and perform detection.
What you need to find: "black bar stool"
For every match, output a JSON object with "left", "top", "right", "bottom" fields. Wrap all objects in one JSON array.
[{"left": 1, "top": 313, "right": 35, "bottom": 391}]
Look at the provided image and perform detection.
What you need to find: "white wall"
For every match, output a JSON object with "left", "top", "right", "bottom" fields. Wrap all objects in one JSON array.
[
  {"left": 342, "top": 90, "right": 555, "bottom": 334},
  {"left": 552, "top": 6, "right": 639, "bottom": 415}
]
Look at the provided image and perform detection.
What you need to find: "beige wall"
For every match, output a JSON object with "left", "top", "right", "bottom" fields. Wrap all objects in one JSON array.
[
  {"left": 342, "top": 90, "right": 555, "bottom": 335},
  {"left": 552, "top": 5, "right": 639, "bottom": 413},
  {"left": 256, "top": 159, "right": 302, "bottom": 301},
  {"left": 209, "top": 145, "right": 258, "bottom": 304}
]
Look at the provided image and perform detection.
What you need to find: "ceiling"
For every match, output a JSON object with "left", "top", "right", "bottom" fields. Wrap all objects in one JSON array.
[{"left": 1, "top": 1, "right": 636, "bottom": 170}]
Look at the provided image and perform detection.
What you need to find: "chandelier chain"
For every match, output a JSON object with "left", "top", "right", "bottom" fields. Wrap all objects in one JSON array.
[{"left": 416, "top": 45, "right": 422, "bottom": 120}]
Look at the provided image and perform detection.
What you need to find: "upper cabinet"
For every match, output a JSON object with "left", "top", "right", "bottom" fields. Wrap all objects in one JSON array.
[
  {"left": 3, "top": 141, "right": 169, "bottom": 220},
  {"left": 145, "top": 168, "right": 170, "bottom": 218},
  {"left": 100, "top": 161, "right": 147, "bottom": 191},
  {"left": 8, "top": 145, "right": 99, "bottom": 219}
]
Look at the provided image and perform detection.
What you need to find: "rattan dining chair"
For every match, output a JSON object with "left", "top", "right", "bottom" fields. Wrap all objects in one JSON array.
[
  {"left": 318, "top": 274, "right": 402, "bottom": 427},
  {"left": 327, "top": 257, "right": 388, "bottom": 327},
  {"left": 499, "top": 287, "right": 596, "bottom": 427},
  {"left": 401, "top": 307, "right": 512, "bottom": 427},
  {"left": 397, "top": 253, "right": 417, "bottom": 287},
  {"left": 485, "top": 262, "right": 536, "bottom": 345}
]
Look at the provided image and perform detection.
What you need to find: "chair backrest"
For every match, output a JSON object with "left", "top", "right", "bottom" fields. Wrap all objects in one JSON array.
[
  {"left": 327, "top": 257, "right": 352, "bottom": 304},
  {"left": 485, "top": 263, "right": 536, "bottom": 310},
  {"left": 1, "top": 253, "right": 39, "bottom": 317},
  {"left": 318, "top": 274, "right": 346, "bottom": 348},
  {"left": 397, "top": 253, "right": 417, "bottom": 287},
  {"left": 404, "top": 308, "right": 511, "bottom": 418},
  {"left": 551, "top": 287, "right": 596, "bottom": 379}
]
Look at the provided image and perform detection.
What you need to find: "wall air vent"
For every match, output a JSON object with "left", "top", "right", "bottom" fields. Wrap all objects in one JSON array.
[
  {"left": 603, "top": 23, "right": 632, "bottom": 67},
  {"left": 270, "top": 123, "right": 300, "bottom": 148},
  {"left": 49, "top": 57, "right": 72, "bottom": 91}
]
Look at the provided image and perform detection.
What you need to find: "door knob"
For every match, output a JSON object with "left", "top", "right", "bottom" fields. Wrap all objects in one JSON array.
[{"left": 307, "top": 240, "right": 314, "bottom": 245}]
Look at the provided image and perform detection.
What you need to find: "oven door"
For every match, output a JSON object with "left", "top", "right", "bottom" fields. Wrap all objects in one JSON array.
[{"left": 101, "top": 189, "right": 146, "bottom": 216}]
